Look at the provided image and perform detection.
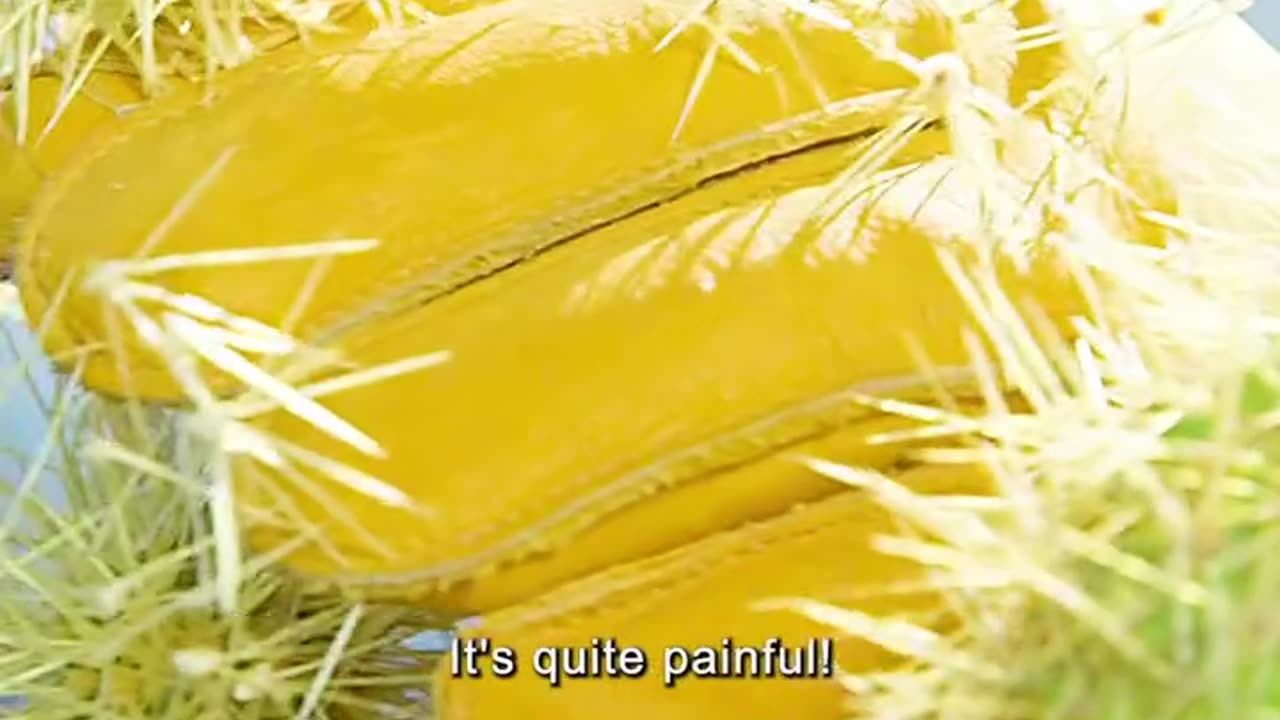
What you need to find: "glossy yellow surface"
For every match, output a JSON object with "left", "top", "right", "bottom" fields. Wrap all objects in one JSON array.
[
  {"left": 14, "top": 0, "right": 1090, "bottom": 613},
  {"left": 233, "top": 154, "right": 1079, "bottom": 612},
  {"left": 14, "top": 0, "right": 1280, "bottom": 717},
  {"left": 1, "top": 74, "right": 145, "bottom": 254},
  {"left": 20, "top": 0, "right": 964, "bottom": 398},
  {"left": 437, "top": 463, "right": 989, "bottom": 720},
  {"left": 0, "top": 6, "right": 383, "bottom": 256}
]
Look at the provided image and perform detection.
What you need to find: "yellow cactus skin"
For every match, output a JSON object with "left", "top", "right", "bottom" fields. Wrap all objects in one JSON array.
[
  {"left": 231, "top": 151, "right": 1080, "bottom": 613},
  {"left": 0, "top": 7, "right": 386, "bottom": 255},
  {"left": 25, "top": 1, "right": 1280, "bottom": 716},
  {"left": 1, "top": 73, "right": 145, "bottom": 254},
  {"left": 425, "top": 411, "right": 972, "bottom": 613},
  {"left": 18, "top": 0, "right": 973, "bottom": 400},
  {"left": 12, "top": 0, "right": 1090, "bottom": 612},
  {"left": 13, "top": 0, "right": 1087, "bottom": 611},
  {"left": 8, "top": 3, "right": 1280, "bottom": 719},
  {"left": 436, "top": 463, "right": 988, "bottom": 720}
]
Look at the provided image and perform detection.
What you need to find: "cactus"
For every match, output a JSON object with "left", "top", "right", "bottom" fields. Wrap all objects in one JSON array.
[{"left": 3, "top": 1, "right": 1280, "bottom": 718}]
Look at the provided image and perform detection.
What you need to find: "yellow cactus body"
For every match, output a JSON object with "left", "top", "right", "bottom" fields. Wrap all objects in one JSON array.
[
  {"left": 1, "top": 74, "right": 145, "bottom": 252},
  {"left": 19, "top": 0, "right": 971, "bottom": 398},
  {"left": 15, "top": 0, "right": 1280, "bottom": 717},
  {"left": 437, "top": 463, "right": 989, "bottom": 720},
  {"left": 14, "top": 0, "right": 1085, "bottom": 612},
  {"left": 233, "top": 153, "right": 1078, "bottom": 613}
]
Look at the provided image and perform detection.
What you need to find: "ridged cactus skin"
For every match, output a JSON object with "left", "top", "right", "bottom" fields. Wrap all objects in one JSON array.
[{"left": 10, "top": 0, "right": 1280, "bottom": 717}]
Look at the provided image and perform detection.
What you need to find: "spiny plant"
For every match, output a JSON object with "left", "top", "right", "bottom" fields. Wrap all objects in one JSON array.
[
  {"left": 0, "top": 281, "right": 447, "bottom": 719},
  {"left": 765, "top": 5, "right": 1280, "bottom": 718},
  {"left": 784, "top": 243, "right": 1280, "bottom": 718},
  {"left": 4, "top": 0, "right": 1280, "bottom": 718},
  {"left": 0, "top": 0, "right": 440, "bottom": 145}
]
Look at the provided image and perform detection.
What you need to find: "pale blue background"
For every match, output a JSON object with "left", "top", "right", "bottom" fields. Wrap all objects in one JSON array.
[
  {"left": 1249, "top": 3, "right": 1279, "bottom": 45},
  {"left": 0, "top": 314, "right": 66, "bottom": 503}
]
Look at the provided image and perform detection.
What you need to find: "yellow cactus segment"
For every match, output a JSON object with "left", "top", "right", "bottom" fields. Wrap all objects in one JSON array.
[
  {"left": 435, "top": 462, "right": 988, "bottom": 720},
  {"left": 13, "top": 0, "right": 1088, "bottom": 614},
  {"left": 418, "top": 0, "right": 505, "bottom": 12},
  {"left": 1, "top": 73, "right": 145, "bottom": 254},
  {"left": 17, "top": 0, "right": 989, "bottom": 400},
  {"left": 422, "top": 407, "right": 998, "bottom": 614},
  {"left": 0, "top": 8, "right": 384, "bottom": 255},
  {"left": 11, "top": 0, "right": 1087, "bottom": 614},
  {"left": 231, "top": 151, "right": 1080, "bottom": 612}
]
